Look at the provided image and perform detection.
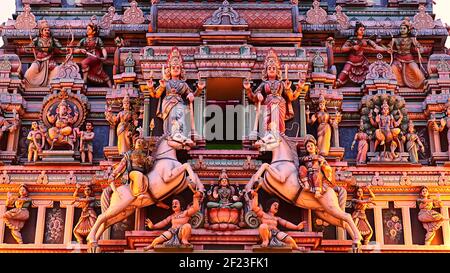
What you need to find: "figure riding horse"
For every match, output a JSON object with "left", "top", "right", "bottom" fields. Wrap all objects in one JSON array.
[
  {"left": 87, "top": 131, "right": 204, "bottom": 252},
  {"left": 244, "top": 131, "right": 363, "bottom": 251}
]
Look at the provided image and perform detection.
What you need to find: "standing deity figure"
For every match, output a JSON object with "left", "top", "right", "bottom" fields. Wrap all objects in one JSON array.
[
  {"left": 305, "top": 95, "right": 336, "bottom": 156},
  {"left": 351, "top": 186, "right": 376, "bottom": 245},
  {"left": 73, "top": 22, "right": 112, "bottom": 87},
  {"left": 406, "top": 121, "right": 424, "bottom": 163},
  {"left": 369, "top": 100, "right": 403, "bottom": 159},
  {"left": 147, "top": 47, "right": 205, "bottom": 135},
  {"left": 75, "top": 122, "right": 95, "bottom": 163},
  {"left": 244, "top": 49, "right": 305, "bottom": 135},
  {"left": 351, "top": 119, "right": 369, "bottom": 164},
  {"left": 71, "top": 183, "right": 97, "bottom": 244},
  {"left": 206, "top": 169, "right": 243, "bottom": 209},
  {"left": 24, "top": 20, "right": 65, "bottom": 88},
  {"left": 0, "top": 108, "right": 18, "bottom": 145},
  {"left": 46, "top": 99, "right": 79, "bottom": 150},
  {"left": 389, "top": 19, "right": 426, "bottom": 89},
  {"left": 433, "top": 102, "right": 450, "bottom": 161},
  {"left": 298, "top": 135, "right": 334, "bottom": 199},
  {"left": 105, "top": 94, "right": 138, "bottom": 155},
  {"left": 250, "top": 190, "right": 306, "bottom": 250},
  {"left": 143, "top": 191, "right": 203, "bottom": 251},
  {"left": 417, "top": 186, "right": 448, "bottom": 245},
  {"left": 1, "top": 184, "right": 32, "bottom": 244},
  {"left": 336, "top": 22, "right": 387, "bottom": 88},
  {"left": 27, "top": 121, "right": 45, "bottom": 162}
]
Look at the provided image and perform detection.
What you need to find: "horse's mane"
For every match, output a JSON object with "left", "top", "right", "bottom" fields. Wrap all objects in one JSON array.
[
  {"left": 280, "top": 133, "right": 299, "bottom": 168},
  {"left": 151, "top": 133, "right": 170, "bottom": 158}
]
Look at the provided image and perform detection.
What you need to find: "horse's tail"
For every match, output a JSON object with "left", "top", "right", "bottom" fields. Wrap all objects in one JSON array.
[
  {"left": 333, "top": 185, "right": 347, "bottom": 211},
  {"left": 101, "top": 186, "right": 113, "bottom": 213}
]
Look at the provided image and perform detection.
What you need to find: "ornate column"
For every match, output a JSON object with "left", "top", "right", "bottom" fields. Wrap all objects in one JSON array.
[
  {"left": 427, "top": 120, "right": 436, "bottom": 153},
  {"left": 33, "top": 200, "right": 53, "bottom": 244},
  {"left": 394, "top": 201, "right": 416, "bottom": 246},
  {"left": 60, "top": 200, "right": 75, "bottom": 244},
  {"left": 143, "top": 94, "right": 151, "bottom": 137},
  {"left": 0, "top": 201, "right": 6, "bottom": 244},
  {"left": 373, "top": 201, "right": 389, "bottom": 246},
  {"left": 299, "top": 93, "right": 307, "bottom": 137},
  {"left": 135, "top": 208, "right": 146, "bottom": 231},
  {"left": 441, "top": 202, "right": 450, "bottom": 246}
]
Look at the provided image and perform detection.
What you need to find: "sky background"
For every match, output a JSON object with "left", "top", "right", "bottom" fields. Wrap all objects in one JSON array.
[{"left": 0, "top": 0, "right": 449, "bottom": 46}]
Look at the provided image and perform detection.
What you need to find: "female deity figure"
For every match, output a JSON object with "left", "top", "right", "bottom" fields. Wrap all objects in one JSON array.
[
  {"left": 46, "top": 99, "right": 79, "bottom": 150},
  {"left": 27, "top": 121, "right": 45, "bottom": 162},
  {"left": 298, "top": 135, "right": 334, "bottom": 198},
  {"left": 417, "top": 186, "right": 448, "bottom": 245},
  {"left": 406, "top": 120, "right": 424, "bottom": 163},
  {"left": 351, "top": 186, "right": 376, "bottom": 245},
  {"left": 369, "top": 100, "right": 403, "bottom": 159},
  {"left": 206, "top": 169, "right": 243, "bottom": 209},
  {"left": 305, "top": 95, "right": 338, "bottom": 156},
  {"left": 147, "top": 47, "right": 205, "bottom": 135},
  {"left": 351, "top": 119, "right": 369, "bottom": 164},
  {"left": 24, "top": 20, "right": 65, "bottom": 88},
  {"left": 244, "top": 49, "right": 305, "bottom": 135},
  {"left": 105, "top": 94, "right": 138, "bottom": 155},
  {"left": 389, "top": 19, "right": 426, "bottom": 89},
  {"left": 336, "top": 22, "right": 387, "bottom": 88},
  {"left": 71, "top": 183, "right": 97, "bottom": 244},
  {"left": 73, "top": 22, "right": 112, "bottom": 87},
  {"left": 1, "top": 184, "right": 32, "bottom": 244}
]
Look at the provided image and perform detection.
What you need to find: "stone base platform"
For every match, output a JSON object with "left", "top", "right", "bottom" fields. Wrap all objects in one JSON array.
[{"left": 38, "top": 150, "right": 76, "bottom": 163}]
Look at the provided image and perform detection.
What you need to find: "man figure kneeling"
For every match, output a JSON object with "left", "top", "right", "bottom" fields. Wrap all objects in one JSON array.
[
  {"left": 251, "top": 190, "right": 306, "bottom": 251},
  {"left": 144, "top": 191, "right": 202, "bottom": 251}
]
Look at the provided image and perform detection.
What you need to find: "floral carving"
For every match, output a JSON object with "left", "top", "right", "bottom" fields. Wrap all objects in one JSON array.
[
  {"left": 334, "top": 5, "right": 350, "bottom": 30},
  {"left": 205, "top": 0, "right": 246, "bottom": 25},
  {"left": 366, "top": 54, "right": 396, "bottom": 81},
  {"left": 413, "top": 5, "right": 435, "bottom": 30},
  {"left": 0, "top": 170, "right": 10, "bottom": 184},
  {"left": 15, "top": 4, "right": 37, "bottom": 30},
  {"left": 122, "top": 1, "right": 145, "bottom": 25},
  {"left": 100, "top": 6, "right": 117, "bottom": 29},
  {"left": 306, "top": 0, "right": 328, "bottom": 25}
]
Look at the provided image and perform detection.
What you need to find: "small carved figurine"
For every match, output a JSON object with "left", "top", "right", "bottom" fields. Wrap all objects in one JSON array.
[
  {"left": 351, "top": 185, "right": 376, "bottom": 245},
  {"left": 71, "top": 183, "right": 97, "bottom": 244},
  {"left": 406, "top": 120, "right": 424, "bottom": 163},
  {"left": 417, "top": 186, "right": 448, "bottom": 245},
  {"left": 1, "top": 184, "right": 32, "bottom": 244},
  {"left": 351, "top": 119, "right": 369, "bottom": 164}
]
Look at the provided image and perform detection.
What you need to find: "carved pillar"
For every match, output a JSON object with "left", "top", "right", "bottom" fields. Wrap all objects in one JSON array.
[
  {"left": 373, "top": 201, "right": 388, "bottom": 246},
  {"left": 33, "top": 200, "right": 53, "bottom": 244},
  {"left": 102, "top": 228, "right": 111, "bottom": 240},
  {"left": 135, "top": 208, "right": 146, "bottom": 231},
  {"left": 108, "top": 125, "right": 115, "bottom": 146},
  {"left": 430, "top": 121, "right": 442, "bottom": 153},
  {"left": 143, "top": 95, "right": 151, "bottom": 137},
  {"left": 6, "top": 120, "right": 20, "bottom": 152},
  {"left": 428, "top": 121, "right": 436, "bottom": 153},
  {"left": 194, "top": 89, "right": 205, "bottom": 138},
  {"left": 0, "top": 201, "right": 6, "bottom": 244},
  {"left": 395, "top": 201, "right": 416, "bottom": 246},
  {"left": 336, "top": 227, "right": 346, "bottom": 240},
  {"left": 332, "top": 121, "right": 340, "bottom": 147},
  {"left": 299, "top": 95, "right": 307, "bottom": 137},
  {"left": 60, "top": 201, "right": 75, "bottom": 244},
  {"left": 441, "top": 203, "right": 450, "bottom": 246}
]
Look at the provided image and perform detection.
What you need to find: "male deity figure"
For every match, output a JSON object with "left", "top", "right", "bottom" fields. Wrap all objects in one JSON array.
[
  {"left": 250, "top": 190, "right": 306, "bottom": 250},
  {"left": 143, "top": 191, "right": 202, "bottom": 251},
  {"left": 74, "top": 122, "right": 95, "bottom": 163}
]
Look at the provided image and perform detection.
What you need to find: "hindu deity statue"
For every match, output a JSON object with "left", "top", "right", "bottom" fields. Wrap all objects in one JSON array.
[
  {"left": 143, "top": 191, "right": 202, "bottom": 250},
  {"left": 1, "top": 184, "right": 32, "bottom": 244},
  {"left": 105, "top": 94, "right": 138, "bottom": 155},
  {"left": 389, "top": 19, "right": 426, "bottom": 89},
  {"left": 71, "top": 183, "right": 97, "bottom": 244},
  {"left": 250, "top": 190, "right": 306, "bottom": 250},
  {"left": 75, "top": 122, "right": 95, "bottom": 163},
  {"left": 147, "top": 47, "right": 205, "bottom": 135},
  {"left": 298, "top": 135, "right": 334, "bottom": 199},
  {"left": 27, "top": 121, "right": 45, "bottom": 162},
  {"left": 351, "top": 119, "right": 369, "bottom": 164},
  {"left": 417, "top": 186, "right": 448, "bottom": 245},
  {"left": 305, "top": 95, "right": 339, "bottom": 156},
  {"left": 406, "top": 120, "right": 424, "bottom": 164},
  {"left": 244, "top": 49, "right": 305, "bottom": 136},
  {"left": 336, "top": 22, "right": 387, "bottom": 88},
  {"left": 351, "top": 186, "right": 376, "bottom": 245},
  {"left": 206, "top": 169, "right": 243, "bottom": 209},
  {"left": 46, "top": 99, "right": 79, "bottom": 150},
  {"left": 73, "top": 22, "right": 112, "bottom": 87},
  {"left": 369, "top": 100, "right": 403, "bottom": 159},
  {"left": 24, "top": 20, "right": 65, "bottom": 88}
]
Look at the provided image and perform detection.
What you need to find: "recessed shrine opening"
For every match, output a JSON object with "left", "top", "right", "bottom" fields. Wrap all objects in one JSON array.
[{"left": 205, "top": 77, "right": 244, "bottom": 149}]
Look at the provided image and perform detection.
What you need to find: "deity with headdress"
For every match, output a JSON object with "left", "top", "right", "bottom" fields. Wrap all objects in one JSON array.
[
  {"left": 148, "top": 47, "right": 205, "bottom": 135},
  {"left": 243, "top": 49, "right": 305, "bottom": 136},
  {"left": 24, "top": 19, "right": 65, "bottom": 88},
  {"left": 46, "top": 99, "right": 79, "bottom": 150}
]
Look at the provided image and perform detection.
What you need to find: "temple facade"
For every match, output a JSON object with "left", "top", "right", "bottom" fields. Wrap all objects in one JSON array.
[{"left": 0, "top": 0, "right": 450, "bottom": 253}]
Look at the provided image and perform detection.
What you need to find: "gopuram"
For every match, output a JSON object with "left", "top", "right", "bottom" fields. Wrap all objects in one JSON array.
[{"left": 0, "top": 0, "right": 450, "bottom": 253}]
